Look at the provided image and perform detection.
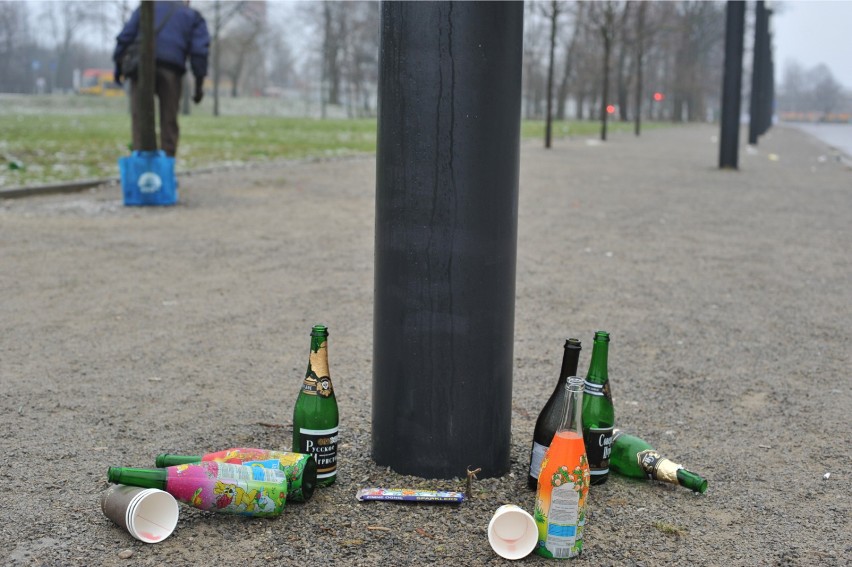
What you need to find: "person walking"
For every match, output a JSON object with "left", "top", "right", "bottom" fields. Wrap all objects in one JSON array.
[{"left": 113, "top": 1, "right": 210, "bottom": 158}]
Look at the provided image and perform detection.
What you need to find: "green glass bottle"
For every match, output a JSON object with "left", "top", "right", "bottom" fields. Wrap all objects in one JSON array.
[
  {"left": 293, "top": 324, "right": 339, "bottom": 487},
  {"left": 610, "top": 429, "right": 708, "bottom": 493},
  {"left": 581, "top": 331, "right": 614, "bottom": 485}
]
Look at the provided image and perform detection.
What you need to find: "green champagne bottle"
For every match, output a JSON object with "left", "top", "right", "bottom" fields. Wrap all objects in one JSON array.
[
  {"left": 582, "top": 331, "right": 614, "bottom": 485},
  {"left": 610, "top": 429, "right": 708, "bottom": 493},
  {"left": 293, "top": 325, "right": 339, "bottom": 487}
]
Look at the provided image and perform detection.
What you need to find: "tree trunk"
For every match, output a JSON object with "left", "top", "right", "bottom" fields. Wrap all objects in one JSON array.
[
  {"left": 213, "top": 1, "right": 221, "bottom": 117},
  {"left": 138, "top": 1, "right": 157, "bottom": 151},
  {"left": 545, "top": 0, "right": 558, "bottom": 149},
  {"left": 556, "top": 3, "right": 584, "bottom": 121},
  {"left": 600, "top": 30, "right": 611, "bottom": 141},
  {"left": 634, "top": 1, "right": 646, "bottom": 136}
]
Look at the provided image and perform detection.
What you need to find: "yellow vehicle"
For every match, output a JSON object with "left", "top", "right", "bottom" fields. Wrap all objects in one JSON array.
[{"left": 78, "top": 69, "right": 124, "bottom": 97}]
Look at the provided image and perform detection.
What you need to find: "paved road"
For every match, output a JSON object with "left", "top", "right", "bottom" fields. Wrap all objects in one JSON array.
[{"left": 787, "top": 122, "right": 852, "bottom": 159}]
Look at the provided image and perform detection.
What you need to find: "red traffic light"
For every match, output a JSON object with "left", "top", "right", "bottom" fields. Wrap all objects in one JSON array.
[
  {"left": 606, "top": 104, "right": 616, "bottom": 114},
  {"left": 653, "top": 92, "right": 665, "bottom": 102}
]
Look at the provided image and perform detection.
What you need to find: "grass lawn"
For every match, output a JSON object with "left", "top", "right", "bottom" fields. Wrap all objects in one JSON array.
[{"left": 0, "top": 94, "right": 663, "bottom": 189}]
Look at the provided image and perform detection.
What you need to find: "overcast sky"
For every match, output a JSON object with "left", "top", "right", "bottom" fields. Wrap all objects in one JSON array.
[{"left": 772, "top": 1, "right": 852, "bottom": 89}]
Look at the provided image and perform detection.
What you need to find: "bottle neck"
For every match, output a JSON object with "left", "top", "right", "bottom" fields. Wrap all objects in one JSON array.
[
  {"left": 558, "top": 339, "right": 582, "bottom": 381},
  {"left": 107, "top": 466, "right": 168, "bottom": 490},
  {"left": 156, "top": 454, "right": 201, "bottom": 467},
  {"left": 586, "top": 332, "right": 609, "bottom": 384},
  {"left": 676, "top": 469, "right": 708, "bottom": 494},
  {"left": 557, "top": 377, "right": 585, "bottom": 435},
  {"left": 307, "top": 326, "right": 330, "bottom": 379}
]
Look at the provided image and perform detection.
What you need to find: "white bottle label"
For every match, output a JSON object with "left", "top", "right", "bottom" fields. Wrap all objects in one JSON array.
[
  {"left": 545, "top": 483, "right": 581, "bottom": 558},
  {"left": 215, "top": 462, "right": 287, "bottom": 483},
  {"left": 529, "top": 442, "right": 548, "bottom": 480}
]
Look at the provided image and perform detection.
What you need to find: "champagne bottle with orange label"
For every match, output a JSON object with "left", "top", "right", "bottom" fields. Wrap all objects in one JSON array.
[
  {"left": 534, "top": 377, "right": 591, "bottom": 559},
  {"left": 293, "top": 325, "right": 339, "bottom": 487}
]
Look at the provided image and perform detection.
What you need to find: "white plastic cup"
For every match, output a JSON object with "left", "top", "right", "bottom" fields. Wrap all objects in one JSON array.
[
  {"left": 487, "top": 504, "right": 538, "bottom": 560},
  {"left": 101, "top": 485, "right": 179, "bottom": 544}
]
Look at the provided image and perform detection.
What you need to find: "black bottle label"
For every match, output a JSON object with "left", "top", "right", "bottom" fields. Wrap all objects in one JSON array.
[
  {"left": 583, "top": 426, "right": 613, "bottom": 474},
  {"left": 299, "top": 426, "right": 339, "bottom": 481}
]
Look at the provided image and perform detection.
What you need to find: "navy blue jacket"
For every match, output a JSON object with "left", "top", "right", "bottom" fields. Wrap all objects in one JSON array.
[{"left": 114, "top": 1, "right": 210, "bottom": 77}]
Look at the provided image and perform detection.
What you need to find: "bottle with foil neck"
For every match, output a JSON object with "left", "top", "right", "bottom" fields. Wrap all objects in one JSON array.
[
  {"left": 534, "top": 377, "right": 591, "bottom": 559},
  {"left": 107, "top": 462, "right": 288, "bottom": 517},
  {"left": 292, "top": 325, "right": 339, "bottom": 487},
  {"left": 610, "top": 429, "right": 708, "bottom": 493},
  {"left": 582, "top": 331, "right": 614, "bottom": 485},
  {"left": 528, "top": 338, "right": 582, "bottom": 489}
]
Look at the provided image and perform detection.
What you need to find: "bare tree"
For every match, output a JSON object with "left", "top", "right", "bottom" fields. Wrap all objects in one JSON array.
[
  {"left": 201, "top": 0, "right": 248, "bottom": 116},
  {"left": 588, "top": 1, "right": 622, "bottom": 141},
  {"left": 522, "top": 2, "right": 547, "bottom": 119},
  {"left": 633, "top": 0, "right": 647, "bottom": 135},
  {"left": 41, "top": 1, "right": 93, "bottom": 91},
  {"left": 614, "top": 2, "right": 632, "bottom": 122},
  {"left": 218, "top": 1, "right": 266, "bottom": 97},
  {"left": 542, "top": 0, "right": 563, "bottom": 148},
  {"left": 809, "top": 64, "right": 844, "bottom": 116},
  {"left": 670, "top": 1, "right": 725, "bottom": 122},
  {"left": 555, "top": 3, "right": 584, "bottom": 120},
  {"left": 341, "top": 2, "right": 379, "bottom": 117},
  {"left": 0, "top": 2, "right": 32, "bottom": 93}
]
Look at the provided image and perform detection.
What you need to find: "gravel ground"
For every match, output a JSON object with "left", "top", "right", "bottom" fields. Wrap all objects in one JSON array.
[{"left": 1, "top": 124, "right": 849, "bottom": 566}]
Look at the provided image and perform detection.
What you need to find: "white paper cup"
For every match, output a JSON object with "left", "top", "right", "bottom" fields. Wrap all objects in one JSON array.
[
  {"left": 487, "top": 504, "right": 538, "bottom": 560},
  {"left": 102, "top": 486, "right": 179, "bottom": 544}
]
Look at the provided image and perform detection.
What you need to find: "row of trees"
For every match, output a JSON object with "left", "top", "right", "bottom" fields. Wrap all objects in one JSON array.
[
  {"left": 0, "top": 1, "right": 848, "bottom": 121},
  {"left": 778, "top": 61, "right": 850, "bottom": 116}
]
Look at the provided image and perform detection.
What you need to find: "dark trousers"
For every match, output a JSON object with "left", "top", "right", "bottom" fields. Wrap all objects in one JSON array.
[{"left": 131, "top": 66, "right": 183, "bottom": 157}]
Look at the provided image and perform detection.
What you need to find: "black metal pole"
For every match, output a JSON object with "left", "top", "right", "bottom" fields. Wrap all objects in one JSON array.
[
  {"left": 719, "top": 1, "right": 745, "bottom": 169},
  {"left": 372, "top": 1, "right": 524, "bottom": 479},
  {"left": 748, "top": 0, "right": 768, "bottom": 145},
  {"left": 761, "top": 7, "right": 775, "bottom": 137},
  {"left": 138, "top": 0, "right": 157, "bottom": 151}
]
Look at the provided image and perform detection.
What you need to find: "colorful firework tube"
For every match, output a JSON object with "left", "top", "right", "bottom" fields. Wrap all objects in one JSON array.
[
  {"left": 156, "top": 448, "right": 317, "bottom": 502},
  {"left": 356, "top": 488, "right": 465, "bottom": 503},
  {"left": 108, "top": 462, "right": 288, "bottom": 517}
]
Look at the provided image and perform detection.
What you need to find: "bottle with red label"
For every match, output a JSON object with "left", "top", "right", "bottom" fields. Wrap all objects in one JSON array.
[{"left": 292, "top": 324, "right": 339, "bottom": 487}]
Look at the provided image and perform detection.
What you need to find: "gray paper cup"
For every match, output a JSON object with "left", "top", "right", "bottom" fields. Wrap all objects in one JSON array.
[{"left": 101, "top": 485, "right": 179, "bottom": 543}]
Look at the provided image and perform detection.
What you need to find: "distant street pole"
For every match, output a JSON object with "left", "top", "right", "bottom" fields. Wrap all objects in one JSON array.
[
  {"left": 748, "top": 0, "right": 770, "bottom": 145},
  {"left": 719, "top": 1, "right": 745, "bottom": 169},
  {"left": 372, "top": 1, "right": 524, "bottom": 479}
]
